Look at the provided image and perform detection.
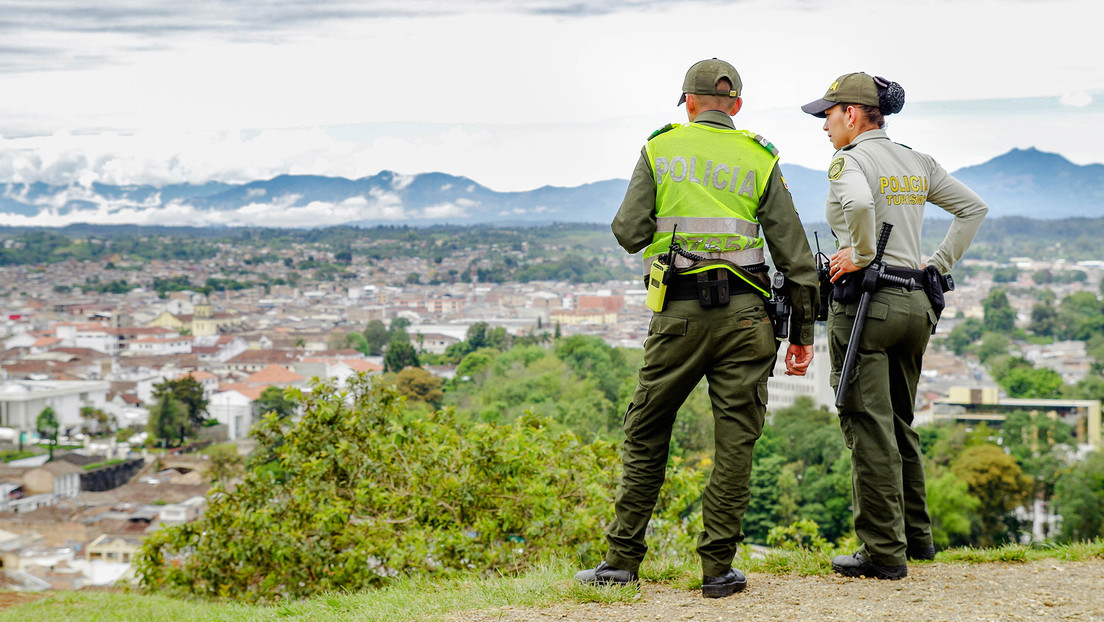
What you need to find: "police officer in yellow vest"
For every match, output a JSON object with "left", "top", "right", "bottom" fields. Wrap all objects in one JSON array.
[
  {"left": 575, "top": 58, "right": 819, "bottom": 598},
  {"left": 802, "top": 73, "right": 988, "bottom": 580}
]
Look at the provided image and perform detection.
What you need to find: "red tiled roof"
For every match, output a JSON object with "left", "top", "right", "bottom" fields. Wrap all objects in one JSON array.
[
  {"left": 343, "top": 359, "right": 382, "bottom": 372},
  {"left": 244, "top": 364, "right": 304, "bottom": 385}
]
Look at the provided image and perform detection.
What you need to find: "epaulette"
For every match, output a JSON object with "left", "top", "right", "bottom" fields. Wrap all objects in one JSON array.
[
  {"left": 647, "top": 123, "right": 678, "bottom": 141},
  {"left": 752, "top": 133, "right": 779, "bottom": 157}
]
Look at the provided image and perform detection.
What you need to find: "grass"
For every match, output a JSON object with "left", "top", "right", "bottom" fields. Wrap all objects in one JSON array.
[{"left": 2, "top": 542, "right": 1102, "bottom": 622}]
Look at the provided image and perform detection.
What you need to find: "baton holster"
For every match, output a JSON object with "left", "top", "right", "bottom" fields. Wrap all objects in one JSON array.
[{"left": 696, "top": 269, "right": 730, "bottom": 308}]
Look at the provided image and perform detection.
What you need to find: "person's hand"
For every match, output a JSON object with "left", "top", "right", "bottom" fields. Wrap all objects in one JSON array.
[
  {"left": 829, "top": 247, "right": 861, "bottom": 283},
  {"left": 785, "top": 344, "right": 814, "bottom": 376}
]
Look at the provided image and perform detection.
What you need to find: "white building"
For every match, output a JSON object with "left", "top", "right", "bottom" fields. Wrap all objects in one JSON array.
[
  {"left": 125, "top": 335, "right": 192, "bottom": 356},
  {"left": 208, "top": 389, "right": 256, "bottom": 440},
  {"left": 0, "top": 380, "right": 111, "bottom": 432}
]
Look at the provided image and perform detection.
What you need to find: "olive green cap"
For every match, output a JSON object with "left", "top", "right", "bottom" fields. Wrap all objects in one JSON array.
[
  {"left": 678, "top": 58, "right": 741, "bottom": 106},
  {"left": 801, "top": 72, "right": 880, "bottom": 117}
]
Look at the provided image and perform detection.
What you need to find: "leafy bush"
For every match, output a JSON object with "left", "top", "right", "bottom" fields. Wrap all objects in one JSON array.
[{"left": 136, "top": 373, "right": 704, "bottom": 602}]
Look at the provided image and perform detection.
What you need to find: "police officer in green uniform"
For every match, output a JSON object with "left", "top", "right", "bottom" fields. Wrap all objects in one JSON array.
[
  {"left": 575, "top": 58, "right": 819, "bottom": 598},
  {"left": 801, "top": 72, "right": 988, "bottom": 579}
]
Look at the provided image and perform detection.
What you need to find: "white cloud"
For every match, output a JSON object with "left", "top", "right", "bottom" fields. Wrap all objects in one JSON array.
[
  {"left": 0, "top": 0, "right": 1100, "bottom": 200},
  {"left": 422, "top": 203, "right": 470, "bottom": 219},
  {"left": 1060, "top": 91, "right": 1093, "bottom": 108}
]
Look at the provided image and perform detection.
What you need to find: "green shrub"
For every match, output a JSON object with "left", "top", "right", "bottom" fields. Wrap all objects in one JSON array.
[{"left": 136, "top": 373, "right": 703, "bottom": 602}]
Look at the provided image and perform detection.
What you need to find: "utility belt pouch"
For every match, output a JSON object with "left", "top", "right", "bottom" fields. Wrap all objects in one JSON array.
[
  {"left": 696, "top": 269, "right": 730, "bottom": 308},
  {"left": 832, "top": 271, "right": 864, "bottom": 304},
  {"left": 645, "top": 259, "right": 670, "bottom": 312},
  {"left": 921, "top": 265, "right": 955, "bottom": 333}
]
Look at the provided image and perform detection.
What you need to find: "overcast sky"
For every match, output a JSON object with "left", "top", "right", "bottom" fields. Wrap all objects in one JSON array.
[{"left": 0, "top": 0, "right": 1100, "bottom": 192}]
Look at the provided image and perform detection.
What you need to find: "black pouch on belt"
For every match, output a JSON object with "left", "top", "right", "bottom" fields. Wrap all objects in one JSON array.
[
  {"left": 921, "top": 265, "right": 955, "bottom": 331},
  {"left": 831, "top": 270, "right": 864, "bottom": 304},
  {"left": 696, "top": 269, "right": 730, "bottom": 308}
]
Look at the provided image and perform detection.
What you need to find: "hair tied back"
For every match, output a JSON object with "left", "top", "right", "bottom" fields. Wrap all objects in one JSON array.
[{"left": 875, "top": 76, "right": 905, "bottom": 115}]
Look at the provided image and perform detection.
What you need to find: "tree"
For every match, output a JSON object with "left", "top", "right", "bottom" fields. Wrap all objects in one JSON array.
[
  {"left": 383, "top": 339, "right": 419, "bottom": 372},
  {"left": 553, "top": 335, "right": 627, "bottom": 402},
  {"left": 36, "top": 407, "right": 59, "bottom": 461},
  {"left": 926, "top": 470, "right": 980, "bottom": 548},
  {"left": 389, "top": 317, "right": 412, "bottom": 341},
  {"left": 1001, "top": 411, "right": 1075, "bottom": 540},
  {"left": 466, "top": 322, "right": 509, "bottom": 352},
  {"left": 982, "top": 289, "right": 1016, "bottom": 333},
  {"left": 976, "top": 332, "right": 1012, "bottom": 364},
  {"left": 943, "top": 317, "right": 983, "bottom": 356},
  {"left": 361, "top": 319, "right": 389, "bottom": 356},
  {"left": 1052, "top": 451, "right": 1104, "bottom": 542},
  {"left": 152, "top": 375, "right": 209, "bottom": 430},
  {"left": 951, "top": 444, "right": 1033, "bottom": 546},
  {"left": 80, "top": 406, "right": 114, "bottom": 436},
  {"left": 147, "top": 395, "right": 189, "bottom": 447},
  {"left": 1029, "top": 302, "right": 1059, "bottom": 338},
  {"left": 394, "top": 367, "right": 444, "bottom": 408},
  {"left": 255, "top": 386, "right": 296, "bottom": 420},
  {"left": 998, "top": 365, "right": 1064, "bottom": 399},
  {"left": 743, "top": 398, "right": 852, "bottom": 544}
]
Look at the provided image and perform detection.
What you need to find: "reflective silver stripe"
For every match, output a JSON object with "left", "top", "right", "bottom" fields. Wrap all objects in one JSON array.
[
  {"left": 641, "top": 247, "right": 765, "bottom": 275},
  {"left": 656, "top": 216, "right": 758, "bottom": 237}
]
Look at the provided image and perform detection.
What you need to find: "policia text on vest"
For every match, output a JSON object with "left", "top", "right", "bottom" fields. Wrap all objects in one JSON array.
[{"left": 653, "top": 156, "right": 759, "bottom": 197}]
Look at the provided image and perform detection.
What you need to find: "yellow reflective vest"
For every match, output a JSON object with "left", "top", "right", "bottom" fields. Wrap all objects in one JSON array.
[{"left": 642, "top": 122, "right": 778, "bottom": 295}]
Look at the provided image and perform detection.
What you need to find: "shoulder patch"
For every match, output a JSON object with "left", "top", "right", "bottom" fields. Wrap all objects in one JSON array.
[
  {"left": 647, "top": 123, "right": 678, "bottom": 141},
  {"left": 752, "top": 133, "right": 779, "bottom": 157},
  {"left": 828, "top": 157, "right": 846, "bottom": 181}
]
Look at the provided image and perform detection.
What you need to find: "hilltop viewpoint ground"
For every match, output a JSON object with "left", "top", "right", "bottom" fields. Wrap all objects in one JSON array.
[{"left": 445, "top": 559, "right": 1104, "bottom": 622}]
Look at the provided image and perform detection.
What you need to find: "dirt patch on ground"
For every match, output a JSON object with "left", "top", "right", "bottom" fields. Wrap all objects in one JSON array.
[
  {"left": 448, "top": 560, "right": 1104, "bottom": 621},
  {"left": 0, "top": 590, "right": 49, "bottom": 610}
]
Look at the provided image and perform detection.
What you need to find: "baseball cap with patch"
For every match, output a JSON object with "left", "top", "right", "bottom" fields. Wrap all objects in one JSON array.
[
  {"left": 801, "top": 72, "right": 881, "bottom": 117},
  {"left": 678, "top": 58, "right": 742, "bottom": 106}
]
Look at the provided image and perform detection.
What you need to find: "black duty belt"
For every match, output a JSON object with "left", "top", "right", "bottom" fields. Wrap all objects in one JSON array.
[
  {"left": 666, "top": 270, "right": 760, "bottom": 301},
  {"left": 882, "top": 267, "right": 925, "bottom": 291}
]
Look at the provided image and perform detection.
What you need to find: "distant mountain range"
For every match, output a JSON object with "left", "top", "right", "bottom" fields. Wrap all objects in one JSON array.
[{"left": 0, "top": 147, "right": 1100, "bottom": 228}]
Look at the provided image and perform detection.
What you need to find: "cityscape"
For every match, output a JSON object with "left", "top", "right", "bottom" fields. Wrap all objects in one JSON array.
[{"left": 0, "top": 223, "right": 1101, "bottom": 593}]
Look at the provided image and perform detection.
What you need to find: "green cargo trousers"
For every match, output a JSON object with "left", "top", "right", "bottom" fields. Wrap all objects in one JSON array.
[
  {"left": 605, "top": 294, "right": 778, "bottom": 578},
  {"left": 828, "top": 287, "right": 936, "bottom": 567}
]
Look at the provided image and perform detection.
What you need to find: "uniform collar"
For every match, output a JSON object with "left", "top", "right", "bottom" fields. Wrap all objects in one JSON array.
[
  {"left": 692, "top": 110, "right": 736, "bottom": 129},
  {"left": 849, "top": 129, "right": 889, "bottom": 146}
]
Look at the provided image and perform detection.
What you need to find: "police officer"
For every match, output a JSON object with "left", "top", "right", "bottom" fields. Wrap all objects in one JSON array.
[
  {"left": 575, "top": 58, "right": 819, "bottom": 598},
  {"left": 801, "top": 73, "right": 988, "bottom": 579}
]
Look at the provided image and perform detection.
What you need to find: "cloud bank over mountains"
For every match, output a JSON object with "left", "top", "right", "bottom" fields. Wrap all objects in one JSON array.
[{"left": 0, "top": 148, "right": 1101, "bottom": 229}]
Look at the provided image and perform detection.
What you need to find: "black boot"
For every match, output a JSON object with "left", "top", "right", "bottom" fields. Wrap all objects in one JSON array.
[
  {"left": 574, "top": 561, "right": 638, "bottom": 585},
  {"left": 702, "top": 567, "right": 747, "bottom": 598},
  {"left": 831, "top": 552, "right": 907, "bottom": 580},
  {"left": 907, "top": 543, "right": 936, "bottom": 561}
]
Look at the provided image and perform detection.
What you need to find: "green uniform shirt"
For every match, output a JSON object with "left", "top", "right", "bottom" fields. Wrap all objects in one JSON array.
[
  {"left": 611, "top": 110, "right": 819, "bottom": 346},
  {"left": 825, "top": 129, "right": 989, "bottom": 272}
]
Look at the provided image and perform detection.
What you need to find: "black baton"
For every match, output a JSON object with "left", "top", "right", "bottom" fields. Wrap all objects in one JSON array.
[{"left": 834, "top": 222, "right": 917, "bottom": 409}]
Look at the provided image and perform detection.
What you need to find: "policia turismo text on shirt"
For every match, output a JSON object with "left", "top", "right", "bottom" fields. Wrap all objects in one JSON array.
[
  {"left": 802, "top": 72, "right": 988, "bottom": 580},
  {"left": 574, "top": 58, "right": 819, "bottom": 599}
]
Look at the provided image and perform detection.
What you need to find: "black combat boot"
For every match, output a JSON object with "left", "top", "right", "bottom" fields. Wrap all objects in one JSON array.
[
  {"left": 574, "top": 561, "right": 639, "bottom": 585},
  {"left": 701, "top": 567, "right": 747, "bottom": 598},
  {"left": 831, "top": 552, "right": 907, "bottom": 580},
  {"left": 906, "top": 543, "right": 936, "bottom": 561}
]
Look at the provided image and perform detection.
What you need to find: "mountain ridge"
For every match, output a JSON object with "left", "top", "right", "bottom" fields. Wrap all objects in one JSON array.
[{"left": 0, "top": 147, "right": 1099, "bottom": 228}]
